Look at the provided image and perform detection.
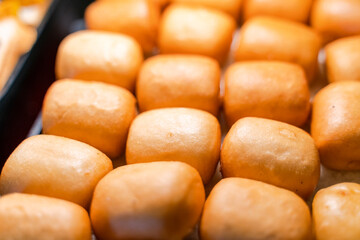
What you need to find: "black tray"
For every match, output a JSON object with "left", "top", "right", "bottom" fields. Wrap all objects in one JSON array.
[{"left": 0, "top": 0, "right": 93, "bottom": 166}]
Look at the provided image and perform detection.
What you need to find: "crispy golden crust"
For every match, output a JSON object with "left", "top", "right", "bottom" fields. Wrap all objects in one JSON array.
[
  {"left": 126, "top": 108, "right": 221, "bottom": 184},
  {"left": 90, "top": 162, "right": 205, "bottom": 240},
  {"left": 311, "top": 81, "right": 360, "bottom": 170},
  {"left": 42, "top": 79, "right": 137, "bottom": 158},
  {"left": 221, "top": 117, "right": 320, "bottom": 198},
  {"left": 200, "top": 178, "right": 312, "bottom": 240},
  {"left": 137, "top": 54, "right": 220, "bottom": 115}
]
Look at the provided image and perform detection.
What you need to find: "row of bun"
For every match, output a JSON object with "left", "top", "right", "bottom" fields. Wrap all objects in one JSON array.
[
  {"left": 86, "top": 0, "right": 360, "bottom": 54},
  {"left": 0, "top": 135, "right": 359, "bottom": 239},
  {"left": 53, "top": 26, "right": 360, "bottom": 172},
  {"left": 28, "top": 76, "right": 360, "bottom": 191},
  {"left": 0, "top": 77, "right": 359, "bottom": 239},
  {"left": 2, "top": 0, "right": 360, "bottom": 90},
  {"left": 58, "top": 7, "right": 360, "bottom": 90}
]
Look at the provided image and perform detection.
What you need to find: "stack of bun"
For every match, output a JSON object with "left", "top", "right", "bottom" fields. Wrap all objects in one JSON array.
[{"left": 1, "top": 0, "right": 360, "bottom": 239}]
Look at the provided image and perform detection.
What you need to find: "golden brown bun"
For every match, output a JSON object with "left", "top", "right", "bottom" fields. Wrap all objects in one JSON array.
[
  {"left": 0, "top": 135, "right": 113, "bottom": 208},
  {"left": 235, "top": 16, "right": 322, "bottom": 82},
  {"left": 90, "top": 161, "right": 205, "bottom": 240},
  {"left": 158, "top": 4, "right": 236, "bottom": 64},
  {"left": 311, "top": 0, "right": 360, "bottom": 43},
  {"left": 137, "top": 54, "right": 220, "bottom": 115},
  {"left": 42, "top": 79, "right": 137, "bottom": 158},
  {"left": 98, "top": 0, "right": 170, "bottom": 8},
  {"left": 224, "top": 61, "right": 310, "bottom": 127},
  {"left": 313, "top": 182, "right": 360, "bottom": 240},
  {"left": 221, "top": 117, "right": 320, "bottom": 198},
  {"left": 243, "top": 0, "right": 312, "bottom": 23},
  {"left": 55, "top": 30, "right": 143, "bottom": 91},
  {"left": 0, "top": 17, "right": 36, "bottom": 90},
  {"left": 85, "top": 0, "right": 160, "bottom": 53},
  {"left": 170, "top": 0, "right": 242, "bottom": 19},
  {"left": 0, "top": 193, "right": 91, "bottom": 240},
  {"left": 200, "top": 178, "right": 312, "bottom": 240},
  {"left": 126, "top": 108, "right": 221, "bottom": 184},
  {"left": 311, "top": 81, "right": 360, "bottom": 170},
  {"left": 325, "top": 35, "right": 360, "bottom": 83}
]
